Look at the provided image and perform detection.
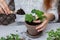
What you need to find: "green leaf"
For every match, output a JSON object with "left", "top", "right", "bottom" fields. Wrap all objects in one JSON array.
[
  {"left": 0, "top": 37, "right": 6, "bottom": 40},
  {"left": 25, "top": 14, "right": 33, "bottom": 22},
  {"left": 15, "top": 34, "right": 20, "bottom": 40},
  {"left": 31, "top": 9, "right": 36, "bottom": 13},
  {"left": 25, "top": 9, "right": 46, "bottom": 23},
  {"left": 31, "top": 9, "right": 46, "bottom": 21},
  {"left": 47, "top": 37, "right": 53, "bottom": 40},
  {"left": 47, "top": 28, "right": 60, "bottom": 40},
  {"left": 0, "top": 34, "right": 21, "bottom": 40},
  {"left": 31, "top": 9, "right": 44, "bottom": 15}
]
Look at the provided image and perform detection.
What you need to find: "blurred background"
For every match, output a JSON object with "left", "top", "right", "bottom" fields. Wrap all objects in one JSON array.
[{"left": 8, "top": 0, "right": 60, "bottom": 22}]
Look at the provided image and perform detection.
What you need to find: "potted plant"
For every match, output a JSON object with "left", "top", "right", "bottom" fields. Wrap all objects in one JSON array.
[
  {"left": 16, "top": 8, "right": 25, "bottom": 22},
  {"left": 47, "top": 28, "right": 60, "bottom": 40},
  {"left": 0, "top": 34, "right": 25, "bottom": 40},
  {"left": 25, "top": 9, "right": 46, "bottom": 36}
]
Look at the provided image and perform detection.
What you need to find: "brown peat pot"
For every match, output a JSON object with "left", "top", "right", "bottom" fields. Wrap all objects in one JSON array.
[
  {"left": 0, "top": 14, "right": 16, "bottom": 25},
  {"left": 25, "top": 21, "right": 42, "bottom": 36}
]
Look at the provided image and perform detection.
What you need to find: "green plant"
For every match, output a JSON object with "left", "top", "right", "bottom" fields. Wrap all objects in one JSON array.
[
  {"left": 0, "top": 34, "right": 21, "bottom": 40},
  {"left": 47, "top": 28, "right": 60, "bottom": 40},
  {"left": 25, "top": 9, "right": 46, "bottom": 22}
]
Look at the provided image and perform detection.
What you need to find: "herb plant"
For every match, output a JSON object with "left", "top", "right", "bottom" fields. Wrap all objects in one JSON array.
[
  {"left": 0, "top": 34, "right": 21, "bottom": 40},
  {"left": 25, "top": 9, "right": 46, "bottom": 23},
  {"left": 47, "top": 28, "right": 60, "bottom": 40}
]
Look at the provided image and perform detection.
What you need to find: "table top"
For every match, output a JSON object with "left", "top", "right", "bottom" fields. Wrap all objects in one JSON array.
[{"left": 0, "top": 22, "right": 60, "bottom": 40}]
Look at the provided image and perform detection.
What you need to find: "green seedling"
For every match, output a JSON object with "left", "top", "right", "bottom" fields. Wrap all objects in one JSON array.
[{"left": 25, "top": 9, "right": 46, "bottom": 22}]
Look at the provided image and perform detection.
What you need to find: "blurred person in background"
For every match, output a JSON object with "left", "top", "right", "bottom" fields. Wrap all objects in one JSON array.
[{"left": 33, "top": 0, "right": 59, "bottom": 32}]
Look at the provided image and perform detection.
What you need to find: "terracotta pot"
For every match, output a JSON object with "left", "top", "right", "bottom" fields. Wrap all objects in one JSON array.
[{"left": 25, "top": 21, "right": 42, "bottom": 36}]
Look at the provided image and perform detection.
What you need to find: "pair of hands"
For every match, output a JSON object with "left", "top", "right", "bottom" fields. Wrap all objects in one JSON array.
[{"left": 0, "top": 0, "right": 11, "bottom": 14}]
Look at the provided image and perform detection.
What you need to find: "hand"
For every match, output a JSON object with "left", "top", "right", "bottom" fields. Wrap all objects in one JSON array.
[
  {"left": 0, "top": 0, "right": 11, "bottom": 14},
  {"left": 33, "top": 13, "right": 54, "bottom": 32},
  {"left": 34, "top": 18, "right": 49, "bottom": 32}
]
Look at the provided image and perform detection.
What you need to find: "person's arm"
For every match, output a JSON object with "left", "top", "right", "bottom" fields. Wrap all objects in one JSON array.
[
  {"left": 44, "top": 0, "right": 59, "bottom": 22},
  {"left": 0, "top": 0, "right": 11, "bottom": 14},
  {"left": 34, "top": 0, "right": 58, "bottom": 32}
]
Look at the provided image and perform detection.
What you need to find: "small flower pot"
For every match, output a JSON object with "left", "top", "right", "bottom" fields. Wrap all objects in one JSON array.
[
  {"left": 15, "top": 8, "right": 25, "bottom": 22},
  {"left": 25, "top": 21, "right": 42, "bottom": 36},
  {"left": 25, "top": 9, "right": 45, "bottom": 38},
  {"left": 15, "top": 15, "right": 25, "bottom": 22}
]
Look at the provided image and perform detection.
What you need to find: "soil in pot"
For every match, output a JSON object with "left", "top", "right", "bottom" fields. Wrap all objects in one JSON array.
[
  {"left": 16, "top": 8, "right": 25, "bottom": 15},
  {"left": 0, "top": 14, "right": 16, "bottom": 25},
  {"left": 25, "top": 21, "right": 43, "bottom": 38}
]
